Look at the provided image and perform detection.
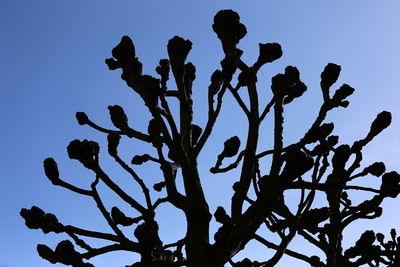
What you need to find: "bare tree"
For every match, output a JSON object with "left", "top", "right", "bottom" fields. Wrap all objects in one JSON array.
[{"left": 21, "top": 9, "right": 400, "bottom": 267}]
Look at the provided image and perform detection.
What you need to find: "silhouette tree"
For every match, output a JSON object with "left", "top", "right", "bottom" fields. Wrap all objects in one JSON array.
[{"left": 21, "top": 10, "right": 400, "bottom": 267}]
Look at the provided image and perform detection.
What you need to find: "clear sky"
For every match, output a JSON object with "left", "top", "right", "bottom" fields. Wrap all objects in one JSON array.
[{"left": 1, "top": 1, "right": 400, "bottom": 266}]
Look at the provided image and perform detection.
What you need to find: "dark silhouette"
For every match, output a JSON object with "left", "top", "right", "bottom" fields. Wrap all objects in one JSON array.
[{"left": 21, "top": 10, "right": 400, "bottom": 267}]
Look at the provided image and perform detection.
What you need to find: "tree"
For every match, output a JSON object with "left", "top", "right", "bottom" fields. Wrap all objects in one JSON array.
[{"left": 20, "top": 9, "right": 400, "bottom": 267}]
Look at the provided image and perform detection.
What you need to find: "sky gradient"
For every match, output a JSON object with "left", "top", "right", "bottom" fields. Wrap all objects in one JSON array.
[{"left": 1, "top": 1, "right": 400, "bottom": 266}]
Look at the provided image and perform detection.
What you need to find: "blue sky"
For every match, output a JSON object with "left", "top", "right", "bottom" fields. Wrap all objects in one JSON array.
[{"left": 1, "top": 1, "right": 400, "bottom": 266}]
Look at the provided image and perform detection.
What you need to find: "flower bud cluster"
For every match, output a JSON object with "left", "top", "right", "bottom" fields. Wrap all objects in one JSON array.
[
  {"left": 107, "top": 133, "right": 120, "bottom": 156},
  {"left": 209, "top": 70, "right": 223, "bottom": 95},
  {"left": 364, "top": 162, "right": 386, "bottom": 177},
  {"left": 367, "top": 111, "right": 392, "bottom": 139},
  {"left": 111, "top": 206, "right": 137, "bottom": 226},
  {"left": 20, "top": 206, "right": 62, "bottom": 234},
  {"left": 271, "top": 66, "right": 307, "bottom": 104},
  {"left": 105, "top": 36, "right": 142, "bottom": 80},
  {"left": 67, "top": 139, "right": 99, "bottom": 169},
  {"left": 330, "top": 84, "right": 354, "bottom": 108},
  {"left": 221, "top": 136, "right": 241, "bottom": 158},
  {"left": 321, "top": 63, "right": 341, "bottom": 90},
  {"left": 43, "top": 158, "right": 60, "bottom": 185},
  {"left": 257, "top": 42, "right": 282, "bottom": 65},
  {"left": 235, "top": 258, "right": 260, "bottom": 267},
  {"left": 212, "top": 10, "right": 247, "bottom": 48},
  {"left": 155, "top": 59, "right": 170, "bottom": 87},
  {"left": 281, "top": 149, "right": 314, "bottom": 182},
  {"left": 168, "top": 36, "right": 192, "bottom": 80},
  {"left": 108, "top": 105, "right": 129, "bottom": 130},
  {"left": 380, "top": 171, "right": 400, "bottom": 198},
  {"left": 37, "top": 240, "right": 93, "bottom": 267}
]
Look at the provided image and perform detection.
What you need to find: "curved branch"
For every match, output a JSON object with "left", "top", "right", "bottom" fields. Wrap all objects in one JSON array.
[
  {"left": 227, "top": 83, "right": 250, "bottom": 117},
  {"left": 93, "top": 166, "right": 147, "bottom": 215},
  {"left": 254, "top": 234, "right": 315, "bottom": 265},
  {"left": 91, "top": 177, "right": 129, "bottom": 241},
  {"left": 210, "top": 150, "right": 245, "bottom": 174},
  {"left": 64, "top": 225, "right": 122, "bottom": 243},
  {"left": 85, "top": 118, "right": 157, "bottom": 143},
  {"left": 55, "top": 178, "right": 93, "bottom": 196},
  {"left": 82, "top": 243, "right": 139, "bottom": 259},
  {"left": 194, "top": 83, "right": 227, "bottom": 156},
  {"left": 345, "top": 185, "right": 380, "bottom": 194},
  {"left": 111, "top": 153, "right": 152, "bottom": 211},
  {"left": 263, "top": 228, "right": 296, "bottom": 267},
  {"left": 259, "top": 97, "right": 275, "bottom": 123}
]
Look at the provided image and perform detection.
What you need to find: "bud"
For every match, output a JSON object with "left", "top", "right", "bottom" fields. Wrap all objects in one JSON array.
[
  {"left": 20, "top": 206, "right": 62, "bottom": 234},
  {"left": 381, "top": 171, "right": 400, "bottom": 198},
  {"left": 221, "top": 136, "right": 240, "bottom": 157},
  {"left": 321, "top": 63, "right": 341, "bottom": 89},
  {"left": 153, "top": 181, "right": 166, "bottom": 192},
  {"left": 107, "top": 133, "right": 120, "bottom": 156},
  {"left": 67, "top": 139, "right": 99, "bottom": 169},
  {"left": 320, "top": 123, "right": 334, "bottom": 139},
  {"left": 111, "top": 36, "right": 136, "bottom": 64},
  {"left": 184, "top": 62, "right": 196, "bottom": 95},
  {"left": 21, "top": 206, "right": 45, "bottom": 230},
  {"left": 341, "top": 101, "right": 350, "bottom": 108},
  {"left": 155, "top": 59, "right": 170, "bottom": 82},
  {"left": 368, "top": 111, "right": 391, "bottom": 138},
  {"left": 331, "top": 84, "right": 354, "bottom": 107},
  {"left": 341, "top": 191, "right": 352, "bottom": 205},
  {"left": 271, "top": 73, "right": 290, "bottom": 96},
  {"left": 284, "top": 81, "right": 307, "bottom": 104},
  {"left": 214, "top": 206, "right": 230, "bottom": 224},
  {"left": 212, "top": 9, "right": 247, "bottom": 46},
  {"left": 134, "top": 220, "right": 161, "bottom": 245},
  {"left": 376, "top": 233, "right": 385, "bottom": 243},
  {"left": 258, "top": 43, "right": 283, "bottom": 64},
  {"left": 111, "top": 207, "right": 135, "bottom": 226},
  {"left": 391, "top": 228, "right": 397, "bottom": 240},
  {"left": 108, "top": 105, "right": 129, "bottom": 130},
  {"left": 37, "top": 244, "right": 57, "bottom": 264},
  {"left": 284, "top": 65, "right": 300, "bottom": 83},
  {"left": 356, "top": 230, "right": 376, "bottom": 247},
  {"left": 184, "top": 62, "right": 196, "bottom": 82},
  {"left": 211, "top": 69, "right": 223, "bottom": 84},
  {"left": 75, "top": 112, "right": 89, "bottom": 125},
  {"left": 209, "top": 70, "right": 223, "bottom": 95},
  {"left": 54, "top": 240, "right": 92, "bottom": 266},
  {"left": 136, "top": 75, "right": 161, "bottom": 107},
  {"left": 232, "top": 181, "right": 241, "bottom": 192},
  {"left": 235, "top": 258, "right": 253, "bottom": 267},
  {"left": 43, "top": 158, "right": 60, "bottom": 185},
  {"left": 238, "top": 68, "right": 257, "bottom": 87},
  {"left": 300, "top": 207, "right": 330, "bottom": 233},
  {"left": 105, "top": 36, "right": 141, "bottom": 80},
  {"left": 364, "top": 162, "right": 386, "bottom": 177},
  {"left": 167, "top": 36, "right": 192, "bottom": 78},
  {"left": 148, "top": 119, "right": 162, "bottom": 148},
  {"left": 331, "top": 144, "right": 351, "bottom": 170},
  {"left": 221, "top": 58, "right": 237, "bottom": 83},
  {"left": 309, "top": 256, "right": 323, "bottom": 267},
  {"left": 304, "top": 124, "right": 334, "bottom": 144},
  {"left": 105, "top": 58, "right": 121, "bottom": 70},
  {"left": 131, "top": 154, "right": 151, "bottom": 165},
  {"left": 281, "top": 149, "right": 314, "bottom": 180},
  {"left": 120, "top": 58, "right": 143, "bottom": 80}
]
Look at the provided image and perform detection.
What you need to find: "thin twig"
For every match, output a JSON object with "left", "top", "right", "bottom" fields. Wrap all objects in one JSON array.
[{"left": 259, "top": 97, "right": 275, "bottom": 123}]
